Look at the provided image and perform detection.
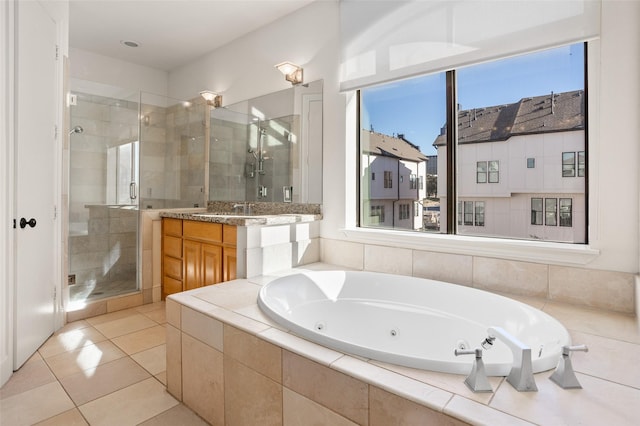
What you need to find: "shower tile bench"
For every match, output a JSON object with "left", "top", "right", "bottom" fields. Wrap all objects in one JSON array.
[{"left": 165, "top": 262, "right": 638, "bottom": 426}]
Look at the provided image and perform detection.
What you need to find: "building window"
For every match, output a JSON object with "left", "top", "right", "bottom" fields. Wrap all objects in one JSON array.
[
  {"left": 559, "top": 198, "right": 573, "bottom": 227},
  {"left": 370, "top": 205, "right": 385, "bottom": 223},
  {"left": 545, "top": 198, "right": 557, "bottom": 226},
  {"left": 384, "top": 171, "right": 393, "bottom": 188},
  {"left": 531, "top": 198, "right": 543, "bottom": 225},
  {"left": 414, "top": 202, "right": 419, "bottom": 217},
  {"left": 359, "top": 43, "right": 586, "bottom": 243},
  {"left": 409, "top": 174, "right": 418, "bottom": 189},
  {"left": 476, "top": 161, "right": 487, "bottom": 183},
  {"left": 578, "top": 151, "right": 585, "bottom": 177},
  {"left": 474, "top": 201, "right": 485, "bottom": 226},
  {"left": 371, "top": 172, "right": 375, "bottom": 181},
  {"left": 562, "top": 152, "right": 576, "bottom": 177},
  {"left": 399, "top": 204, "right": 410, "bottom": 220},
  {"left": 488, "top": 161, "right": 499, "bottom": 183}
]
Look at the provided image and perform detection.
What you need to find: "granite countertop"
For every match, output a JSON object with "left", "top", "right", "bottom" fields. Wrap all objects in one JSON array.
[{"left": 159, "top": 209, "right": 322, "bottom": 226}]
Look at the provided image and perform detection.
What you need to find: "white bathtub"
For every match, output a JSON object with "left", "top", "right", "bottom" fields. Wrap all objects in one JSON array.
[{"left": 257, "top": 270, "right": 571, "bottom": 376}]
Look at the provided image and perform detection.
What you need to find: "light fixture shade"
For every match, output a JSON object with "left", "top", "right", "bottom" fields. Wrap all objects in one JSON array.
[
  {"left": 199, "top": 90, "right": 222, "bottom": 108},
  {"left": 275, "top": 62, "right": 303, "bottom": 85}
]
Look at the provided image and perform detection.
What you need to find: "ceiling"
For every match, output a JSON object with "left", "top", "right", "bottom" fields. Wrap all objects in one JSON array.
[{"left": 69, "top": 0, "right": 317, "bottom": 71}]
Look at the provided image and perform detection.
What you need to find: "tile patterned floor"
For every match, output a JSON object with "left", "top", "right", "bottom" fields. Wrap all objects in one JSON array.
[{"left": 0, "top": 302, "right": 208, "bottom": 426}]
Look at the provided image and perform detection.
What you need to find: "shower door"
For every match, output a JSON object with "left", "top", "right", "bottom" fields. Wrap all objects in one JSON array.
[{"left": 68, "top": 85, "right": 140, "bottom": 304}]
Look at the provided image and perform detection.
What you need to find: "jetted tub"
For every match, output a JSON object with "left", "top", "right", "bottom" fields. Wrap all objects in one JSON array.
[{"left": 257, "top": 270, "right": 571, "bottom": 376}]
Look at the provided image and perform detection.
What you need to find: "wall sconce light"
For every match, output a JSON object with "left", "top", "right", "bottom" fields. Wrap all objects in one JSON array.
[
  {"left": 275, "top": 61, "right": 303, "bottom": 85},
  {"left": 200, "top": 90, "right": 222, "bottom": 108}
]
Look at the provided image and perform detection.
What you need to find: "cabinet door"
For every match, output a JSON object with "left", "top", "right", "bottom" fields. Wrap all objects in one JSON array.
[
  {"left": 183, "top": 239, "right": 201, "bottom": 291},
  {"left": 202, "top": 243, "right": 223, "bottom": 286},
  {"left": 223, "top": 246, "right": 237, "bottom": 282}
]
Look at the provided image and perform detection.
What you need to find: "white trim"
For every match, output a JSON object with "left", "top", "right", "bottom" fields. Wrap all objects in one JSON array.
[
  {"left": 341, "top": 227, "right": 600, "bottom": 267},
  {"left": 0, "top": 0, "right": 15, "bottom": 387}
]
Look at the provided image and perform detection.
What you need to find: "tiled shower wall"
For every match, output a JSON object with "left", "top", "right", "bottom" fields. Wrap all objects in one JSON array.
[{"left": 320, "top": 238, "right": 637, "bottom": 314}]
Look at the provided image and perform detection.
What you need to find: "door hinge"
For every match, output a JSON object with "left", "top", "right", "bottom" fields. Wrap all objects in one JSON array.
[
  {"left": 53, "top": 205, "right": 57, "bottom": 220},
  {"left": 55, "top": 45, "right": 59, "bottom": 60},
  {"left": 54, "top": 125, "right": 58, "bottom": 140},
  {"left": 53, "top": 285, "right": 57, "bottom": 301}
]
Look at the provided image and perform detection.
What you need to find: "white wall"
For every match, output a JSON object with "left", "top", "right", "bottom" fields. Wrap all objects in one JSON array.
[{"left": 69, "top": 47, "right": 169, "bottom": 96}]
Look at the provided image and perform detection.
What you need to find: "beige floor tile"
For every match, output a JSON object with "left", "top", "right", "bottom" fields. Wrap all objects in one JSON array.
[
  {"left": 0, "top": 358, "right": 57, "bottom": 399},
  {"left": 111, "top": 324, "right": 166, "bottom": 355},
  {"left": 0, "top": 381, "right": 75, "bottom": 426},
  {"left": 38, "top": 326, "right": 108, "bottom": 359},
  {"left": 131, "top": 344, "right": 167, "bottom": 375},
  {"left": 142, "top": 308, "right": 167, "bottom": 324},
  {"left": 55, "top": 320, "right": 91, "bottom": 333},
  {"left": 78, "top": 377, "right": 179, "bottom": 426},
  {"left": 44, "top": 340, "right": 127, "bottom": 379},
  {"left": 59, "top": 356, "right": 151, "bottom": 405},
  {"left": 34, "top": 408, "right": 89, "bottom": 426},
  {"left": 155, "top": 371, "right": 167, "bottom": 385},
  {"left": 490, "top": 371, "right": 640, "bottom": 425},
  {"left": 85, "top": 308, "right": 139, "bottom": 326},
  {"left": 135, "top": 301, "right": 166, "bottom": 314},
  {"left": 138, "top": 403, "right": 209, "bottom": 425},
  {"left": 92, "top": 313, "right": 158, "bottom": 339}
]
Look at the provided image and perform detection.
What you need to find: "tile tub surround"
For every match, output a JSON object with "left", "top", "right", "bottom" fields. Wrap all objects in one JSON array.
[
  {"left": 321, "top": 238, "right": 638, "bottom": 315},
  {"left": 166, "top": 263, "right": 640, "bottom": 426}
]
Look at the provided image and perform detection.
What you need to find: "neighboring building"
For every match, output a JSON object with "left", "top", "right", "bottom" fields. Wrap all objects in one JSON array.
[
  {"left": 361, "top": 132, "right": 428, "bottom": 230},
  {"left": 433, "top": 90, "right": 585, "bottom": 242}
]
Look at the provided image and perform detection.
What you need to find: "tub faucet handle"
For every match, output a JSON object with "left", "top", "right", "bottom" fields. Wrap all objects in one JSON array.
[
  {"left": 454, "top": 348, "right": 493, "bottom": 393},
  {"left": 550, "top": 344, "right": 588, "bottom": 389}
]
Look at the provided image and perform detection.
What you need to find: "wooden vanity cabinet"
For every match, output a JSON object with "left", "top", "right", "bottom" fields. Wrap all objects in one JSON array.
[{"left": 162, "top": 218, "right": 237, "bottom": 299}]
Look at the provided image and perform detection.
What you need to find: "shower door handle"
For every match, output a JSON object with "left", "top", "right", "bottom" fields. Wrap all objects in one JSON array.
[
  {"left": 20, "top": 217, "right": 37, "bottom": 229},
  {"left": 129, "top": 182, "right": 137, "bottom": 200}
]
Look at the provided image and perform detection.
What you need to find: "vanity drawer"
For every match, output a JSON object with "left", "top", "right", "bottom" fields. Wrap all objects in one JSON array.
[
  {"left": 183, "top": 221, "right": 222, "bottom": 243},
  {"left": 223, "top": 224, "right": 237, "bottom": 245},
  {"left": 163, "top": 235, "right": 182, "bottom": 258},
  {"left": 163, "top": 256, "right": 182, "bottom": 280},
  {"left": 163, "top": 218, "right": 182, "bottom": 236}
]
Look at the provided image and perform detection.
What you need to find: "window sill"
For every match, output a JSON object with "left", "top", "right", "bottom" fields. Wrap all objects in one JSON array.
[{"left": 340, "top": 227, "right": 600, "bottom": 266}]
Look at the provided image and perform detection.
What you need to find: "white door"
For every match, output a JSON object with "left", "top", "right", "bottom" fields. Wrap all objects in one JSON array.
[{"left": 14, "top": 0, "right": 58, "bottom": 369}]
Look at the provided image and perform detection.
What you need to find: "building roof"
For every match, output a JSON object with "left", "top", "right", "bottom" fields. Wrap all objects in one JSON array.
[
  {"left": 433, "top": 90, "right": 584, "bottom": 146},
  {"left": 362, "top": 131, "right": 428, "bottom": 162}
]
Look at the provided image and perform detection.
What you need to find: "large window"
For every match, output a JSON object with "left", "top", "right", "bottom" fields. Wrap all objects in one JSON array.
[{"left": 359, "top": 43, "right": 586, "bottom": 243}]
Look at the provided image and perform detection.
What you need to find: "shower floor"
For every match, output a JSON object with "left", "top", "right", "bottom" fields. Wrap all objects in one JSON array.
[{"left": 69, "top": 278, "right": 138, "bottom": 302}]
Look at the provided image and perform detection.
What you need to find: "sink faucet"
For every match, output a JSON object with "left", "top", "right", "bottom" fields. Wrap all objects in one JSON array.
[
  {"left": 481, "top": 326, "right": 538, "bottom": 392},
  {"left": 233, "top": 202, "right": 247, "bottom": 215}
]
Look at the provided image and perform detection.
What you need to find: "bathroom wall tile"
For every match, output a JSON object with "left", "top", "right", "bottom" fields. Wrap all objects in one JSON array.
[
  {"left": 283, "top": 388, "right": 358, "bottom": 426},
  {"left": 262, "top": 242, "right": 294, "bottom": 274},
  {"left": 332, "top": 356, "right": 452, "bottom": 413},
  {"left": 412, "top": 250, "right": 473, "bottom": 286},
  {"left": 490, "top": 371, "right": 640, "bottom": 425},
  {"left": 142, "top": 250, "right": 153, "bottom": 289},
  {"left": 224, "top": 355, "right": 282, "bottom": 425},
  {"left": 181, "top": 306, "right": 224, "bottom": 351},
  {"left": 293, "top": 238, "right": 320, "bottom": 266},
  {"left": 473, "top": 257, "right": 548, "bottom": 297},
  {"left": 66, "top": 302, "right": 107, "bottom": 322},
  {"left": 445, "top": 395, "right": 533, "bottom": 426},
  {"left": 542, "top": 301, "right": 640, "bottom": 344},
  {"left": 364, "top": 244, "right": 413, "bottom": 276},
  {"left": 165, "top": 325, "right": 182, "bottom": 400},
  {"left": 370, "top": 386, "right": 467, "bottom": 426},
  {"left": 58, "top": 356, "right": 150, "bottom": 406},
  {"left": 193, "top": 280, "right": 261, "bottom": 311},
  {"left": 0, "top": 382, "right": 75, "bottom": 425},
  {"left": 181, "top": 333, "right": 224, "bottom": 426},
  {"left": 224, "top": 325, "right": 282, "bottom": 383},
  {"left": 260, "top": 328, "right": 344, "bottom": 367},
  {"left": 106, "top": 293, "right": 144, "bottom": 313},
  {"left": 549, "top": 266, "right": 635, "bottom": 313},
  {"left": 166, "top": 298, "right": 181, "bottom": 328},
  {"left": 143, "top": 288, "right": 153, "bottom": 304},
  {"left": 78, "top": 377, "right": 179, "bottom": 426},
  {"left": 320, "top": 239, "right": 364, "bottom": 270},
  {"left": 569, "top": 330, "right": 640, "bottom": 388},
  {"left": 283, "top": 351, "right": 369, "bottom": 425}
]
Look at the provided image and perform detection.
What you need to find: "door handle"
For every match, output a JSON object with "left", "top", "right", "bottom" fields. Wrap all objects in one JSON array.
[{"left": 20, "top": 218, "right": 37, "bottom": 229}]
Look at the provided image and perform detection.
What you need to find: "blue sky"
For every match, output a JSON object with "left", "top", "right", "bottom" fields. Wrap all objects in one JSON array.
[{"left": 361, "top": 43, "right": 585, "bottom": 155}]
